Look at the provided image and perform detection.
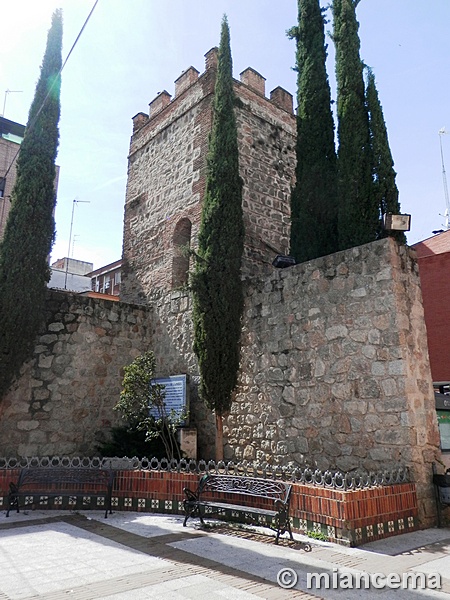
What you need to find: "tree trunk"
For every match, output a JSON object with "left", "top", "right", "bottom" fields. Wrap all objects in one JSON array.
[{"left": 215, "top": 412, "right": 224, "bottom": 462}]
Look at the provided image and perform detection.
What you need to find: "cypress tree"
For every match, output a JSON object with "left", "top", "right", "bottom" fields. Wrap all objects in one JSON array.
[
  {"left": 290, "top": 0, "right": 338, "bottom": 263},
  {"left": 0, "top": 10, "right": 62, "bottom": 399},
  {"left": 191, "top": 15, "right": 244, "bottom": 461},
  {"left": 366, "top": 68, "right": 406, "bottom": 243},
  {"left": 333, "top": 0, "right": 378, "bottom": 250}
]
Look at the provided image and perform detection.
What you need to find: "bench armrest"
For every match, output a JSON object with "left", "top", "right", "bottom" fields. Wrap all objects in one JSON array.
[
  {"left": 183, "top": 487, "right": 198, "bottom": 503},
  {"left": 274, "top": 498, "right": 289, "bottom": 511}
]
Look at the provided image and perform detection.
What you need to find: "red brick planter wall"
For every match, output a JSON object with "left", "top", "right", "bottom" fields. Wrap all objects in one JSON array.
[
  {"left": 0, "top": 469, "right": 418, "bottom": 546},
  {"left": 290, "top": 482, "right": 418, "bottom": 545}
]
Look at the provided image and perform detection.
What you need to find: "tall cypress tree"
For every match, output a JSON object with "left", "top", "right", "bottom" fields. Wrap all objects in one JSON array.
[
  {"left": 0, "top": 10, "right": 62, "bottom": 399},
  {"left": 366, "top": 68, "right": 406, "bottom": 243},
  {"left": 191, "top": 15, "right": 244, "bottom": 461},
  {"left": 290, "top": 0, "right": 338, "bottom": 263},
  {"left": 333, "top": 0, "right": 378, "bottom": 250}
]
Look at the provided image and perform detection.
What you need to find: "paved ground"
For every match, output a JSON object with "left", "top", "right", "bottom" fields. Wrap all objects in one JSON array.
[{"left": 0, "top": 509, "right": 449, "bottom": 599}]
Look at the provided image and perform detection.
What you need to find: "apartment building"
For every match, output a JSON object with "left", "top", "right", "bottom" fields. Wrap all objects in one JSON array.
[{"left": 0, "top": 116, "right": 25, "bottom": 240}]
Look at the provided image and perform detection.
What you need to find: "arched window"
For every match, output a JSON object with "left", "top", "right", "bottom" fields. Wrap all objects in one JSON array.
[{"left": 172, "top": 218, "right": 192, "bottom": 288}]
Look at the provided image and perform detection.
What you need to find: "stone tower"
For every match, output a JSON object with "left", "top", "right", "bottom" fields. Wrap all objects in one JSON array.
[{"left": 121, "top": 48, "right": 296, "bottom": 304}]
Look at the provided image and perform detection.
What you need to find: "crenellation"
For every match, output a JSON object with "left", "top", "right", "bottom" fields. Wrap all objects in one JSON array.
[
  {"left": 240, "top": 67, "right": 266, "bottom": 96},
  {"left": 174, "top": 66, "right": 200, "bottom": 97},
  {"left": 270, "top": 86, "right": 294, "bottom": 114},
  {"left": 132, "top": 111, "right": 149, "bottom": 133},
  {"left": 204, "top": 47, "right": 218, "bottom": 70},
  {"left": 149, "top": 90, "right": 171, "bottom": 118}
]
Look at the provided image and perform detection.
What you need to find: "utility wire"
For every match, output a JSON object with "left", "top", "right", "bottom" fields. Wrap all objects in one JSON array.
[{"left": 0, "top": 0, "right": 99, "bottom": 187}]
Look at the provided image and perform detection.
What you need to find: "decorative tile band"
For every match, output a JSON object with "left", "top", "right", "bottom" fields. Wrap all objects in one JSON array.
[{"left": 290, "top": 515, "right": 419, "bottom": 546}]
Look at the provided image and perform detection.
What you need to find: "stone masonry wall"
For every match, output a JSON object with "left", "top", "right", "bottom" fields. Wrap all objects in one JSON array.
[
  {"left": 0, "top": 291, "right": 152, "bottom": 457},
  {"left": 147, "top": 289, "right": 216, "bottom": 459},
  {"left": 224, "top": 238, "right": 440, "bottom": 525}
]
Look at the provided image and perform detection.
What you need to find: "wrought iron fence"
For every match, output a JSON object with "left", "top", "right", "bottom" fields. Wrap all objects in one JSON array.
[{"left": 0, "top": 456, "right": 411, "bottom": 490}]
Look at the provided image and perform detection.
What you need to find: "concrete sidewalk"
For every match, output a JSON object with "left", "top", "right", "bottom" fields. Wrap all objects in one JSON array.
[{"left": 0, "top": 509, "right": 449, "bottom": 599}]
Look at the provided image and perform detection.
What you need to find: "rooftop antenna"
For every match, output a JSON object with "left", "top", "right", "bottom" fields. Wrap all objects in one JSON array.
[
  {"left": 438, "top": 127, "right": 450, "bottom": 231},
  {"left": 71, "top": 234, "right": 80, "bottom": 258},
  {"left": 2, "top": 89, "right": 23, "bottom": 118},
  {"left": 64, "top": 198, "right": 90, "bottom": 289}
]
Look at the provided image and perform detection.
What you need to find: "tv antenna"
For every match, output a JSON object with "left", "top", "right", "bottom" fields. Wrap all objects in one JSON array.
[
  {"left": 438, "top": 127, "right": 450, "bottom": 230},
  {"left": 2, "top": 90, "right": 23, "bottom": 118},
  {"left": 64, "top": 198, "right": 90, "bottom": 289},
  {"left": 71, "top": 234, "right": 80, "bottom": 258}
]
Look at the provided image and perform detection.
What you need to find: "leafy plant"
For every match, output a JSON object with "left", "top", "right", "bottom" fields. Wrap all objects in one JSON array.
[
  {"left": 113, "top": 351, "right": 185, "bottom": 460},
  {"left": 306, "top": 530, "right": 328, "bottom": 541},
  {"left": 95, "top": 424, "right": 179, "bottom": 459}
]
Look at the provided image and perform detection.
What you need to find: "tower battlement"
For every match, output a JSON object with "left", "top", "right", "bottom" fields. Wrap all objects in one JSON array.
[
  {"left": 122, "top": 48, "right": 296, "bottom": 302},
  {"left": 132, "top": 48, "right": 293, "bottom": 134}
]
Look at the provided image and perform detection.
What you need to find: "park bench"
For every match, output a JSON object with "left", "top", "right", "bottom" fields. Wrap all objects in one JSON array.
[
  {"left": 183, "top": 473, "right": 308, "bottom": 547},
  {"left": 432, "top": 465, "right": 450, "bottom": 528},
  {"left": 6, "top": 467, "right": 116, "bottom": 519}
]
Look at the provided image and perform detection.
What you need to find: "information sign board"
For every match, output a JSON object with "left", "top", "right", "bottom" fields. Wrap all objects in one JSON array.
[{"left": 150, "top": 374, "right": 188, "bottom": 425}]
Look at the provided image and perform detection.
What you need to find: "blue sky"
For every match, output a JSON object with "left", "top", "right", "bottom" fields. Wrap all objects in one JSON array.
[{"left": 1, "top": 0, "right": 449, "bottom": 269}]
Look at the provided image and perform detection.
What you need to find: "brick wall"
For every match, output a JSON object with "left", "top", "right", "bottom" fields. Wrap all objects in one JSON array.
[
  {"left": 0, "top": 137, "right": 20, "bottom": 240},
  {"left": 415, "top": 251, "right": 450, "bottom": 383}
]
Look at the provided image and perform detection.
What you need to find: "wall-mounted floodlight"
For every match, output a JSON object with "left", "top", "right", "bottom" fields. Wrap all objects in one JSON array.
[
  {"left": 383, "top": 213, "right": 411, "bottom": 232},
  {"left": 272, "top": 255, "right": 296, "bottom": 268}
]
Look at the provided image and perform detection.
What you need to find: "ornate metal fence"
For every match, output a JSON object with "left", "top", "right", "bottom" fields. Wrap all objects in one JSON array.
[{"left": 0, "top": 456, "right": 410, "bottom": 490}]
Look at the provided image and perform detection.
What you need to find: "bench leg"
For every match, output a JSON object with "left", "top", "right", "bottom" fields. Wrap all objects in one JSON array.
[
  {"left": 6, "top": 499, "right": 19, "bottom": 517},
  {"left": 274, "top": 505, "right": 293, "bottom": 544},
  {"left": 183, "top": 499, "right": 194, "bottom": 526},
  {"left": 183, "top": 513, "right": 188, "bottom": 527},
  {"left": 6, "top": 484, "right": 19, "bottom": 517},
  {"left": 183, "top": 488, "right": 204, "bottom": 527},
  {"left": 5, "top": 499, "right": 18, "bottom": 518},
  {"left": 198, "top": 504, "right": 205, "bottom": 526},
  {"left": 183, "top": 502, "right": 205, "bottom": 526},
  {"left": 104, "top": 500, "right": 113, "bottom": 519},
  {"left": 286, "top": 517, "right": 294, "bottom": 541},
  {"left": 275, "top": 523, "right": 293, "bottom": 544}
]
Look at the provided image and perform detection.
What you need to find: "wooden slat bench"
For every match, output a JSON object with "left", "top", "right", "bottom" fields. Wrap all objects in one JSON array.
[
  {"left": 6, "top": 467, "right": 116, "bottom": 518},
  {"left": 183, "top": 473, "right": 309, "bottom": 547}
]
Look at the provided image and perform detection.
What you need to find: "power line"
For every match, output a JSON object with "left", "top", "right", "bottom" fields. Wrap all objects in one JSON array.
[{"left": 0, "top": 0, "right": 99, "bottom": 187}]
